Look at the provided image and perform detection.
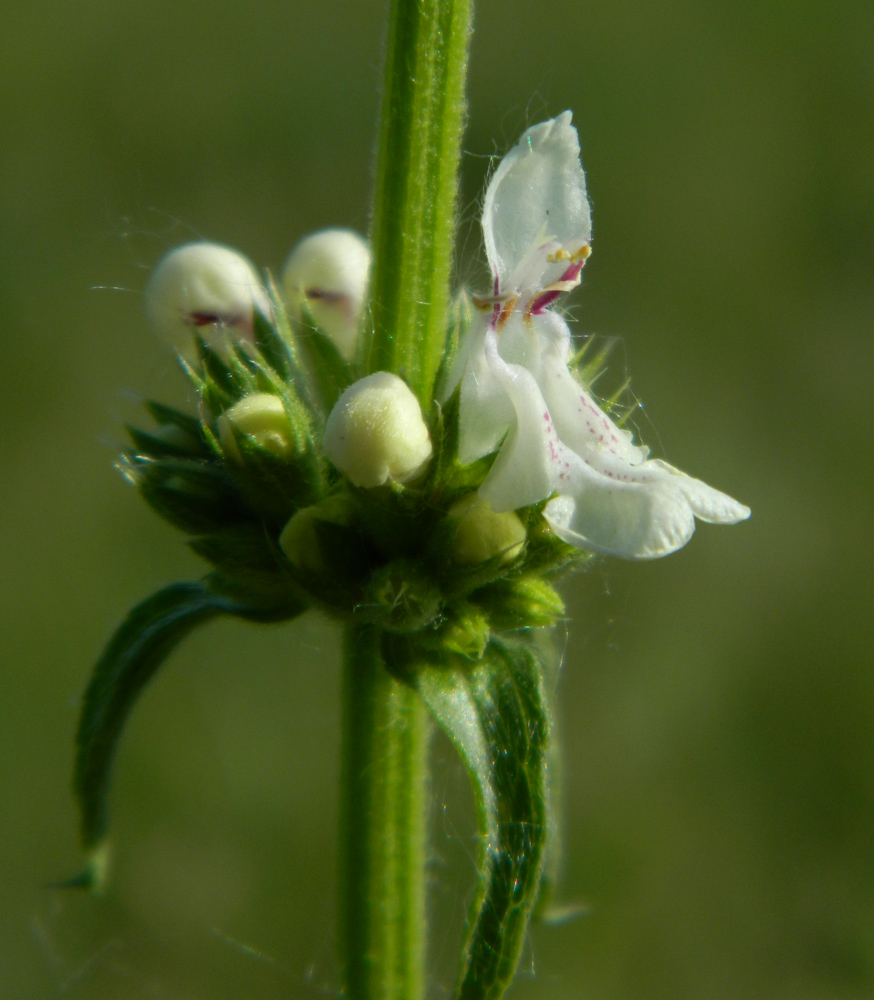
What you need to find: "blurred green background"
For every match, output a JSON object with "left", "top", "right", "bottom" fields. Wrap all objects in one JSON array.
[{"left": 2, "top": 0, "right": 872, "bottom": 997}]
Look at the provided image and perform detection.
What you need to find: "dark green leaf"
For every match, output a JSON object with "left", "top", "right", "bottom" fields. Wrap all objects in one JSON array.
[
  {"left": 74, "top": 582, "right": 243, "bottom": 860},
  {"left": 407, "top": 639, "right": 551, "bottom": 1000}
]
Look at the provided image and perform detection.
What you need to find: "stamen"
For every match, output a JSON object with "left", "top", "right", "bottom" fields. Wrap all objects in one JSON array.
[
  {"left": 524, "top": 267, "right": 584, "bottom": 322},
  {"left": 473, "top": 291, "right": 521, "bottom": 331},
  {"left": 496, "top": 293, "right": 520, "bottom": 331},
  {"left": 547, "top": 248, "right": 572, "bottom": 263}
]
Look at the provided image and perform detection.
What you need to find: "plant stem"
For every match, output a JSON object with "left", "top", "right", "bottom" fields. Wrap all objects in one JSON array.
[
  {"left": 366, "top": 0, "right": 473, "bottom": 407},
  {"left": 339, "top": 622, "right": 429, "bottom": 1000}
]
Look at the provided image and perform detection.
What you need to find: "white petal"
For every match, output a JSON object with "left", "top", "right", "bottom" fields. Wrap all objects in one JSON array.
[
  {"left": 282, "top": 228, "right": 371, "bottom": 360},
  {"left": 145, "top": 242, "right": 269, "bottom": 356},
  {"left": 544, "top": 459, "right": 750, "bottom": 559},
  {"left": 530, "top": 311, "right": 649, "bottom": 467},
  {"left": 478, "top": 330, "right": 580, "bottom": 511},
  {"left": 482, "top": 112, "right": 591, "bottom": 288},
  {"left": 544, "top": 476, "right": 694, "bottom": 559},
  {"left": 645, "top": 460, "right": 752, "bottom": 524},
  {"left": 457, "top": 321, "right": 516, "bottom": 464}
]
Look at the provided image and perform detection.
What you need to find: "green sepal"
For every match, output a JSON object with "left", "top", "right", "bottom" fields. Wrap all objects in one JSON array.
[
  {"left": 186, "top": 526, "right": 308, "bottom": 615},
  {"left": 126, "top": 425, "right": 207, "bottom": 461},
  {"left": 219, "top": 431, "right": 324, "bottom": 530},
  {"left": 144, "top": 400, "right": 205, "bottom": 440},
  {"left": 118, "top": 453, "right": 250, "bottom": 535},
  {"left": 426, "top": 386, "right": 497, "bottom": 499},
  {"left": 190, "top": 337, "right": 243, "bottom": 414},
  {"left": 359, "top": 558, "right": 444, "bottom": 634},
  {"left": 73, "top": 580, "right": 303, "bottom": 874},
  {"left": 397, "top": 638, "right": 551, "bottom": 1000},
  {"left": 571, "top": 333, "right": 640, "bottom": 427},
  {"left": 251, "top": 288, "right": 293, "bottom": 382},
  {"left": 295, "top": 300, "right": 355, "bottom": 416},
  {"left": 128, "top": 401, "right": 211, "bottom": 459},
  {"left": 311, "top": 518, "right": 373, "bottom": 587},
  {"left": 351, "top": 482, "right": 443, "bottom": 560},
  {"left": 471, "top": 575, "right": 566, "bottom": 633},
  {"left": 431, "top": 288, "right": 473, "bottom": 403},
  {"left": 521, "top": 507, "right": 589, "bottom": 578}
]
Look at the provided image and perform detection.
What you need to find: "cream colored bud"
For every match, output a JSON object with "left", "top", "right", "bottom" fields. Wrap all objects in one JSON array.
[
  {"left": 281, "top": 228, "right": 370, "bottom": 360},
  {"left": 279, "top": 495, "right": 355, "bottom": 574},
  {"left": 449, "top": 494, "right": 526, "bottom": 565},
  {"left": 218, "top": 393, "right": 294, "bottom": 462},
  {"left": 146, "top": 242, "right": 270, "bottom": 356},
  {"left": 323, "top": 372, "right": 432, "bottom": 488}
]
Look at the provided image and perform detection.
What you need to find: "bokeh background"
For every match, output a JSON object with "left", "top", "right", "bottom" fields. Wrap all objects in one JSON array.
[{"left": 2, "top": 0, "right": 872, "bottom": 997}]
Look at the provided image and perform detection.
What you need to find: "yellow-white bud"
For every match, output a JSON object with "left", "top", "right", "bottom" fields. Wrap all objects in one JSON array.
[
  {"left": 448, "top": 494, "right": 526, "bottom": 565},
  {"left": 323, "top": 372, "right": 432, "bottom": 488},
  {"left": 217, "top": 393, "right": 294, "bottom": 462},
  {"left": 279, "top": 495, "right": 355, "bottom": 574},
  {"left": 281, "top": 229, "right": 371, "bottom": 360},
  {"left": 145, "top": 242, "right": 270, "bottom": 356}
]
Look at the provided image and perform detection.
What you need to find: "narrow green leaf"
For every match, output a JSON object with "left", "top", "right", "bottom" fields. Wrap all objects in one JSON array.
[
  {"left": 73, "top": 582, "right": 250, "bottom": 866},
  {"left": 456, "top": 639, "right": 550, "bottom": 999},
  {"left": 407, "top": 639, "right": 551, "bottom": 1000}
]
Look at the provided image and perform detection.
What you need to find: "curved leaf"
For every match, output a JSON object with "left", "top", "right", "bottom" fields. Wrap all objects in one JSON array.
[
  {"left": 73, "top": 581, "right": 265, "bottom": 880},
  {"left": 412, "top": 639, "right": 551, "bottom": 1000}
]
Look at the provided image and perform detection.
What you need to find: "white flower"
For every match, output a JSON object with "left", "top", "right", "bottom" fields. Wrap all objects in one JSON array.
[
  {"left": 446, "top": 112, "right": 750, "bottom": 559},
  {"left": 323, "top": 372, "right": 432, "bottom": 488},
  {"left": 145, "top": 242, "right": 270, "bottom": 356},
  {"left": 282, "top": 228, "right": 371, "bottom": 361}
]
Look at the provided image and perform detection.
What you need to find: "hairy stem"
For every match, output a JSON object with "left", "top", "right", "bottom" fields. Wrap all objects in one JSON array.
[
  {"left": 339, "top": 623, "right": 430, "bottom": 1000},
  {"left": 366, "top": 0, "right": 473, "bottom": 407}
]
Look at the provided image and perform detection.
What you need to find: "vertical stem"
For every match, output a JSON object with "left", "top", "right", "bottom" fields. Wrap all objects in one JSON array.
[
  {"left": 339, "top": 622, "right": 429, "bottom": 1000},
  {"left": 366, "top": 0, "right": 473, "bottom": 407}
]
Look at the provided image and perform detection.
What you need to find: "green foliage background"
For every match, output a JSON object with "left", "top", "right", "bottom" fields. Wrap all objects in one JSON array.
[{"left": 2, "top": 1, "right": 872, "bottom": 997}]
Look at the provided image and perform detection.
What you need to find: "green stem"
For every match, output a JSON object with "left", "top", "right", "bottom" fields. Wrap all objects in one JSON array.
[
  {"left": 339, "top": 623, "right": 430, "bottom": 1000},
  {"left": 367, "top": 0, "right": 473, "bottom": 407}
]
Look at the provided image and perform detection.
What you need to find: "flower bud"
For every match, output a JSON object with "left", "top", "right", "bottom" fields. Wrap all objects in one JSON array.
[
  {"left": 281, "top": 228, "right": 370, "bottom": 360},
  {"left": 146, "top": 242, "right": 270, "bottom": 356},
  {"left": 218, "top": 393, "right": 295, "bottom": 462},
  {"left": 323, "top": 372, "right": 432, "bottom": 488},
  {"left": 448, "top": 494, "right": 526, "bottom": 565},
  {"left": 279, "top": 495, "right": 355, "bottom": 574}
]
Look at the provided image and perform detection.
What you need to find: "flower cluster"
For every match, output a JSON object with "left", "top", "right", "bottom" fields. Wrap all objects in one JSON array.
[
  {"left": 130, "top": 113, "right": 749, "bottom": 634},
  {"left": 131, "top": 214, "right": 576, "bottom": 642}
]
